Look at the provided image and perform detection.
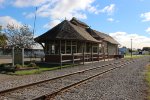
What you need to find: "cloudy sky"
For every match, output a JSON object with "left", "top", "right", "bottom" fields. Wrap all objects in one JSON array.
[{"left": 0, "top": 0, "right": 150, "bottom": 49}]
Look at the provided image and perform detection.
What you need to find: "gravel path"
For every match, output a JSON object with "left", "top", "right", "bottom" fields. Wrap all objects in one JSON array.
[
  {"left": 54, "top": 56, "right": 150, "bottom": 100},
  {"left": 0, "top": 59, "right": 117, "bottom": 92}
]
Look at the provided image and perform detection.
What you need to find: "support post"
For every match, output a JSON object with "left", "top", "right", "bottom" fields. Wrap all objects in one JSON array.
[
  {"left": 108, "top": 53, "right": 109, "bottom": 61},
  {"left": 98, "top": 45, "right": 100, "bottom": 62},
  {"left": 22, "top": 48, "right": 24, "bottom": 66},
  {"left": 72, "top": 53, "right": 74, "bottom": 66},
  {"left": 60, "top": 40, "right": 62, "bottom": 69},
  {"left": 12, "top": 47, "right": 14, "bottom": 66},
  {"left": 131, "top": 39, "right": 132, "bottom": 58},
  {"left": 60, "top": 53, "right": 62, "bottom": 69},
  {"left": 76, "top": 41, "right": 77, "bottom": 53},
  {"left": 83, "top": 43, "right": 85, "bottom": 65},
  {"left": 65, "top": 40, "right": 66, "bottom": 54},
  {"left": 71, "top": 41, "right": 72, "bottom": 54},
  {"left": 102, "top": 42, "right": 105, "bottom": 61},
  {"left": 91, "top": 43, "right": 93, "bottom": 63}
]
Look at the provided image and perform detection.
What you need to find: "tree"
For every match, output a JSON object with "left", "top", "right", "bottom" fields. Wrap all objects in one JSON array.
[
  {"left": 0, "top": 34, "right": 7, "bottom": 48},
  {"left": 4, "top": 24, "right": 35, "bottom": 49},
  {"left": 142, "top": 47, "right": 150, "bottom": 51},
  {"left": 0, "top": 26, "right": 7, "bottom": 48}
]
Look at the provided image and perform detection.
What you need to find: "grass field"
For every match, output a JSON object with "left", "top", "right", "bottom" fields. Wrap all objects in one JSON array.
[
  {"left": 124, "top": 55, "right": 149, "bottom": 59},
  {"left": 3, "top": 54, "right": 149, "bottom": 75},
  {"left": 10, "top": 64, "right": 74, "bottom": 75},
  {"left": 145, "top": 63, "right": 150, "bottom": 100}
]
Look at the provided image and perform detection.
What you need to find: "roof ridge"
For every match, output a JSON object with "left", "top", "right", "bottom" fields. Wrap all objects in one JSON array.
[
  {"left": 70, "top": 17, "right": 89, "bottom": 28},
  {"left": 68, "top": 21, "right": 99, "bottom": 42}
]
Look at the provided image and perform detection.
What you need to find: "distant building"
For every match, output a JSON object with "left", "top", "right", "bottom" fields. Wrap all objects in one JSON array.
[
  {"left": 119, "top": 47, "right": 128, "bottom": 55},
  {"left": 35, "top": 17, "right": 120, "bottom": 63}
]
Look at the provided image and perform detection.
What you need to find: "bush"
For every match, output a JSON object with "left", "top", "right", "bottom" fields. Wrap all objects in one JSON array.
[
  {"left": 0, "top": 64, "right": 15, "bottom": 73},
  {"left": 0, "top": 64, "right": 5, "bottom": 68},
  {"left": 27, "top": 63, "right": 38, "bottom": 68},
  {"left": 15, "top": 64, "right": 23, "bottom": 69}
]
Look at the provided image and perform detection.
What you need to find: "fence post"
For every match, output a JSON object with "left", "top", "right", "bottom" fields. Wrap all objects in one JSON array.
[
  {"left": 72, "top": 53, "right": 74, "bottom": 66},
  {"left": 104, "top": 53, "right": 105, "bottom": 61},
  {"left": 60, "top": 53, "right": 62, "bottom": 69},
  {"left": 91, "top": 44, "right": 93, "bottom": 63},
  {"left": 98, "top": 51, "right": 100, "bottom": 62},
  {"left": 83, "top": 47, "right": 85, "bottom": 65}
]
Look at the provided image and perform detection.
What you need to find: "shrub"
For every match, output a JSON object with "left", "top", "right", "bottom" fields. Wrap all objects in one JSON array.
[
  {"left": 0, "top": 64, "right": 5, "bottom": 68},
  {"left": 27, "top": 63, "right": 38, "bottom": 68},
  {"left": 15, "top": 64, "right": 22, "bottom": 69}
]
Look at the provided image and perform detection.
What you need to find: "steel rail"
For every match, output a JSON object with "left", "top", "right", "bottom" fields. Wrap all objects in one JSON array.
[
  {"left": 0, "top": 59, "right": 135, "bottom": 98},
  {"left": 33, "top": 59, "right": 137, "bottom": 100}
]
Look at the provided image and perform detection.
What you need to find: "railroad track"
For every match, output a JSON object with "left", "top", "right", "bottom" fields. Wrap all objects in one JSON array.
[{"left": 0, "top": 58, "right": 139, "bottom": 100}]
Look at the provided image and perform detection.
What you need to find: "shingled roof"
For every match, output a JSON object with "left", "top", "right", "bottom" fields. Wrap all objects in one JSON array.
[
  {"left": 92, "top": 29, "right": 119, "bottom": 44},
  {"left": 34, "top": 20, "right": 99, "bottom": 43},
  {"left": 35, "top": 17, "right": 119, "bottom": 45},
  {"left": 86, "top": 28, "right": 119, "bottom": 44},
  {"left": 70, "top": 17, "right": 89, "bottom": 28},
  {"left": 70, "top": 18, "right": 119, "bottom": 45}
]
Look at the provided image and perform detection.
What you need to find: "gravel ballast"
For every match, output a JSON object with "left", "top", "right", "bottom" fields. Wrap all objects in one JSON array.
[
  {"left": 0, "top": 59, "right": 130, "bottom": 99},
  {"left": 54, "top": 56, "right": 150, "bottom": 100},
  {"left": 0, "top": 59, "right": 118, "bottom": 92},
  {"left": 0, "top": 57, "right": 149, "bottom": 100}
]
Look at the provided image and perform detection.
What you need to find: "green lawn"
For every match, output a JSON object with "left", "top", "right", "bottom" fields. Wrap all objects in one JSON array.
[
  {"left": 10, "top": 64, "right": 74, "bottom": 75},
  {"left": 145, "top": 64, "right": 150, "bottom": 100},
  {"left": 124, "top": 55, "right": 149, "bottom": 59}
]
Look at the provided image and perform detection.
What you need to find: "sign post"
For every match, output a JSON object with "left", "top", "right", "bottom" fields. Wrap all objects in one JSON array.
[{"left": 14, "top": 47, "right": 24, "bottom": 66}]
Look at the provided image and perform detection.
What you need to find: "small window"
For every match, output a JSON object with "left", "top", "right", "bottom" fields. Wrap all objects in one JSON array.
[
  {"left": 93, "top": 46, "right": 98, "bottom": 53},
  {"left": 51, "top": 45, "right": 55, "bottom": 54},
  {"left": 66, "top": 46, "right": 71, "bottom": 54},
  {"left": 72, "top": 41, "right": 77, "bottom": 45},
  {"left": 61, "top": 41, "right": 65, "bottom": 54},
  {"left": 72, "top": 46, "right": 77, "bottom": 53},
  {"left": 66, "top": 41, "right": 71, "bottom": 45}
]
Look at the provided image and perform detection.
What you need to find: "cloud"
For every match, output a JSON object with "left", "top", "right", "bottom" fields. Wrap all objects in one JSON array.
[
  {"left": 109, "top": 32, "right": 150, "bottom": 49},
  {"left": 14, "top": 0, "right": 116, "bottom": 29},
  {"left": 107, "top": 18, "right": 119, "bottom": 23},
  {"left": 36, "top": 0, "right": 95, "bottom": 20},
  {"left": 21, "top": 0, "right": 116, "bottom": 19},
  {"left": 43, "top": 19, "right": 61, "bottom": 29},
  {"left": 13, "top": 0, "right": 49, "bottom": 7},
  {"left": 107, "top": 18, "right": 114, "bottom": 22},
  {"left": 0, "top": 0, "right": 4, "bottom": 4},
  {"left": 141, "top": 12, "right": 150, "bottom": 22},
  {"left": 0, "top": 0, "right": 4, "bottom": 7},
  {"left": 0, "top": 16, "right": 22, "bottom": 28},
  {"left": 100, "top": 4, "right": 115, "bottom": 15},
  {"left": 145, "top": 27, "right": 150, "bottom": 34},
  {"left": 23, "top": 0, "right": 99, "bottom": 28}
]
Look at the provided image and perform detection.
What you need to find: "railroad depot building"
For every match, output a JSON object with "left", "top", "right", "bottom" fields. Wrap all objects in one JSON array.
[{"left": 35, "top": 17, "right": 119, "bottom": 64}]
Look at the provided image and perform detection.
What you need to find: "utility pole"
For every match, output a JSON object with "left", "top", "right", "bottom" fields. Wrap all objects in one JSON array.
[
  {"left": 31, "top": 7, "right": 37, "bottom": 60},
  {"left": 131, "top": 39, "right": 132, "bottom": 58},
  {"left": 33, "top": 7, "right": 37, "bottom": 36}
]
